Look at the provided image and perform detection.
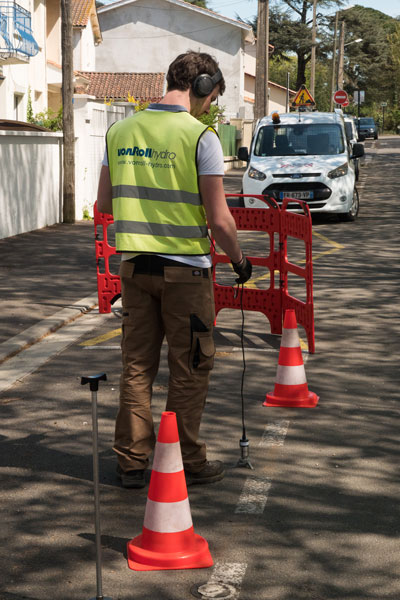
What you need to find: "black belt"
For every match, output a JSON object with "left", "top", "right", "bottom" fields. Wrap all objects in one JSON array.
[{"left": 127, "top": 255, "right": 210, "bottom": 278}]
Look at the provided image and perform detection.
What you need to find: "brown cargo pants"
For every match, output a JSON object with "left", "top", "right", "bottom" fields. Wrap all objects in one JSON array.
[{"left": 113, "top": 255, "right": 215, "bottom": 473}]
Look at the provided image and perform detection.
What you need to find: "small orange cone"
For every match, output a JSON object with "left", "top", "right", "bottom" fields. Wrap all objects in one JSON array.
[
  {"left": 127, "top": 411, "right": 213, "bottom": 571},
  {"left": 264, "top": 309, "right": 319, "bottom": 407}
]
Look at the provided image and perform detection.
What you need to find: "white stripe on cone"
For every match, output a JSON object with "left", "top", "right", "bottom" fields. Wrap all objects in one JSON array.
[
  {"left": 152, "top": 441, "right": 183, "bottom": 473},
  {"left": 144, "top": 497, "right": 193, "bottom": 533},
  {"left": 281, "top": 327, "right": 301, "bottom": 348},
  {"left": 275, "top": 364, "right": 307, "bottom": 385}
]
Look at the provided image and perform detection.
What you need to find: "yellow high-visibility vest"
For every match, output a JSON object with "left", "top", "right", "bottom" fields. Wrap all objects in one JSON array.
[{"left": 107, "top": 109, "right": 214, "bottom": 255}]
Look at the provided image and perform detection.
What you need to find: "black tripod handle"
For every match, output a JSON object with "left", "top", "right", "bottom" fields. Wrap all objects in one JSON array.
[{"left": 81, "top": 373, "right": 107, "bottom": 392}]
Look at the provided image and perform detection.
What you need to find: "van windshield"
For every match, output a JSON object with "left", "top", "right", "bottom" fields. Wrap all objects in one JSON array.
[
  {"left": 359, "top": 118, "right": 375, "bottom": 126},
  {"left": 254, "top": 123, "right": 345, "bottom": 157}
]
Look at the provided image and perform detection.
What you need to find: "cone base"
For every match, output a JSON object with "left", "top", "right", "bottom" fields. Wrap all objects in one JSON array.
[
  {"left": 263, "top": 390, "right": 319, "bottom": 407},
  {"left": 127, "top": 533, "right": 213, "bottom": 571}
]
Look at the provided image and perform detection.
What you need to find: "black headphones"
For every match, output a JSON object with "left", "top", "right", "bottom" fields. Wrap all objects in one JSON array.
[{"left": 192, "top": 68, "right": 223, "bottom": 98}]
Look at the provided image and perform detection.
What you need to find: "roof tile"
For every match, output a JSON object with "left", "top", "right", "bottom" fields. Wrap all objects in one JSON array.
[
  {"left": 72, "top": 0, "right": 93, "bottom": 27},
  {"left": 75, "top": 72, "right": 165, "bottom": 102}
]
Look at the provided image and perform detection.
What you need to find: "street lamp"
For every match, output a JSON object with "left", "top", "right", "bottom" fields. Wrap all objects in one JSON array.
[{"left": 337, "top": 33, "right": 362, "bottom": 91}]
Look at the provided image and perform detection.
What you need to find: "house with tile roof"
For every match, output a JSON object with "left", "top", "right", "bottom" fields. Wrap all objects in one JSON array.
[
  {"left": 95, "top": 0, "right": 255, "bottom": 121},
  {"left": 0, "top": 0, "right": 102, "bottom": 120}
]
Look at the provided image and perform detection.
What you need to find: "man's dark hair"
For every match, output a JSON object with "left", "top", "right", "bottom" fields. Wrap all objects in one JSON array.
[{"left": 166, "top": 51, "right": 226, "bottom": 96}]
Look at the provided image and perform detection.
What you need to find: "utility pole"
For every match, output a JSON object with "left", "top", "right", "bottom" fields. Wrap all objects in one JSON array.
[
  {"left": 285, "top": 71, "right": 290, "bottom": 112},
  {"left": 337, "top": 19, "right": 345, "bottom": 91},
  {"left": 61, "top": 0, "right": 75, "bottom": 223},
  {"left": 265, "top": 0, "right": 269, "bottom": 116},
  {"left": 310, "top": 0, "right": 317, "bottom": 99},
  {"left": 329, "top": 11, "right": 339, "bottom": 111},
  {"left": 254, "top": 0, "right": 269, "bottom": 119}
]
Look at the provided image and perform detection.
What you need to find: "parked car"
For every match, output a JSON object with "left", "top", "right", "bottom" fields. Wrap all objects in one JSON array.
[
  {"left": 238, "top": 110, "right": 365, "bottom": 221},
  {"left": 344, "top": 115, "right": 363, "bottom": 180},
  {"left": 357, "top": 117, "right": 378, "bottom": 140}
]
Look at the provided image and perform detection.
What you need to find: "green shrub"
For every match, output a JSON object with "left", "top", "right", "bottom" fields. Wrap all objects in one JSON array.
[
  {"left": 33, "top": 107, "right": 63, "bottom": 131},
  {"left": 197, "top": 104, "right": 226, "bottom": 128}
]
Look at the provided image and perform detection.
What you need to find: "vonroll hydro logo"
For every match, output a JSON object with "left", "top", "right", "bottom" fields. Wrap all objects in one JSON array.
[{"left": 117, "top": 146, "right": 176, "bottom": 160}]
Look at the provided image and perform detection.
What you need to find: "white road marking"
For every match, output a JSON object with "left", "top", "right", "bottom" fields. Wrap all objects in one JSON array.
[
  {"left": 259, "top": 420, "right": 290, "bottom": 447},
  {"left": 82, "top": 345, "right": 121, "bottom": 350},
  {"left": 231, "top": 347, "right": 276, "bottom": 352},
  {"left": 0, "top": 311, "right": 106, "bottom": 394},
  {"left": 197, "top": 562, "right": 247, "bottom": 599},
  {"left": 235, "top": 477, "right": 272, "bottom": 514}
]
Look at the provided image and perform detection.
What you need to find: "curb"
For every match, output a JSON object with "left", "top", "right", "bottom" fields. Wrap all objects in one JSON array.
[{"left": 0, "top": 294, "right": 99, "bottom": 365}]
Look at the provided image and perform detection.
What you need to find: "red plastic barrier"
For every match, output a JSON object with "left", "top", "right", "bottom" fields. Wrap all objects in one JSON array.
[
  {"left": 211, "top": 195, "right": 283, "bottom": 336},
  {"left": 93, "top": 194, "right": 315, "bottom": 352},
  {"left": 280, "top": 198, "right": 315, "bottom": 354},
  {"left": 94, "top": 202, "right": 121, "bottom": 314}
]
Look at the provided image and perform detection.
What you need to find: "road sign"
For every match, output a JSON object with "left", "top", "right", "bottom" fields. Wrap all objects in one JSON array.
[
  {"left": 353, "top": 90, "right": 365, "bottom": 104},
  {"left": 291, "top": 85, "right": 316, "bottom": 108},
  {"left": 381, "top": 102, "right": 387, "bottom": 107},
  {"left": 341, "top": 100, "right": 349, "bottom": 108},
  {"left": 333, "top": 90, "right": 348, "bottom": 105}
]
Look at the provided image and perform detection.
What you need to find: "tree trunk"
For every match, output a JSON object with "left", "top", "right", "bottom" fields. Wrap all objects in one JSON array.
[{"left": 296, "top": 52, "right": 307, "bottom": 90}]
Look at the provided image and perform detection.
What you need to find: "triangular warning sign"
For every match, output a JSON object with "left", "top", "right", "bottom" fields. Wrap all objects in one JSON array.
[{"left": 291, "top": 85, "right": 316, "bottom": 107}]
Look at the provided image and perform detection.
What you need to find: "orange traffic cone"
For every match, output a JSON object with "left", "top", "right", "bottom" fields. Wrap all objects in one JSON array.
[
  {"left": 264, "top": 309, "right": 319, "bottom": 407},
  {"left": 127, "top": 411, "right": 213, "bottom": 571}
]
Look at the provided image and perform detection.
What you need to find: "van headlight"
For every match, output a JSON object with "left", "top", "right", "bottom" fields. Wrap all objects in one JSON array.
[
  {"left": 328, "top": 163, "right": 348, "bottom": 179},
  {"left": 248, "top": 166, "right": 266, "bottom": 181}
]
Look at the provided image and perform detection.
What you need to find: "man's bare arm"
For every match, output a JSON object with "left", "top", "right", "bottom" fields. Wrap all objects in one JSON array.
[
  {"left": 199, "top": 175, "right": 242, "bottom": 263},
  {"left": 97, "top": 165, "right": 113, "bottom": 215}
]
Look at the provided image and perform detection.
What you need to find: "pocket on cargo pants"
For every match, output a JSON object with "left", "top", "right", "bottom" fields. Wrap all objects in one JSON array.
[{"left": 189, "top": 314, "right": 215, "bottom": 374}]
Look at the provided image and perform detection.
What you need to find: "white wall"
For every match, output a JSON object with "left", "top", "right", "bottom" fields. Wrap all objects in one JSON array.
[
  {"left": 96, "top": 0, "right": 248, "bottom": 120},
  {"left": 73, "top": 96, "right": 126, "bottom": 219},
  {"left": 0, "top": 130, "right": 63, "bottom": 239},
  {"left": 73, "top": 20, "right": 96, "bottom": 71}
]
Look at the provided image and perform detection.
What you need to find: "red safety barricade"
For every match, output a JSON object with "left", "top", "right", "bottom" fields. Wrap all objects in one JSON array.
[
  {"left": 93, "top": 195, "right": 315, "bottom": 352},
  {"left": 280, "top": 198, "right": 315, "bottom": 354},
  {"left": 211, "top": 195, "right": 283, "bottom": 336},
  {"left": 94, "top": 202, "right": 121, "bottom": 314}
]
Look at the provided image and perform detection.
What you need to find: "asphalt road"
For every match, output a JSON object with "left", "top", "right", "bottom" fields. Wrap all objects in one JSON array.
[{"left": 0, "top": 137, "right": 399, "bottom": 600}]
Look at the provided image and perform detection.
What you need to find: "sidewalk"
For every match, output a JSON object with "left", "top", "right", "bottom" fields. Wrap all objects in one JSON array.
[{"left": 0, "top": 221, "right": 99, "bottom": 363}]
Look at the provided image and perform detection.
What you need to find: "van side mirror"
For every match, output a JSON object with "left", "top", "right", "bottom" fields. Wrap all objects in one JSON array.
[
  {"left": 238, "top": 147, "right": 249, "bottom": 162},
  {"left": 351, "top": 143, "right": 364, "bottom": 159}
]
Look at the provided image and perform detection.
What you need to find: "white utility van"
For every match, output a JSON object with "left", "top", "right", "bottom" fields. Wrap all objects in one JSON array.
[{"left": 238, "top": 111, "right": 365, "bottom": 221}]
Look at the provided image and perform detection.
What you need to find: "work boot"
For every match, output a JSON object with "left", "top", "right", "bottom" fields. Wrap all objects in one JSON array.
[
  {"left": 116, "top": 465, "right": 146, "bottom": 489},
  {"left": 184, "top": 460, "right": 225, "bottom": 485}
]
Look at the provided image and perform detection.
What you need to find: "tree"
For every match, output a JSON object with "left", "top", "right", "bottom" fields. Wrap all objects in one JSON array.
[
  {"left": 186, "top": 0, "right": 208, "bottom": 7},
  {"left": 239, "top": 0, "right": 343, "bottom": 90},
  {"left": 335, "top": 7, "right": 397, "bottom": 102}
]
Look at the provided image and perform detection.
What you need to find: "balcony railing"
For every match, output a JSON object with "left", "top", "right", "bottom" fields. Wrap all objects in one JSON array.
[{"left": 0, "top": 1, "right": 39, "bottom": 62}]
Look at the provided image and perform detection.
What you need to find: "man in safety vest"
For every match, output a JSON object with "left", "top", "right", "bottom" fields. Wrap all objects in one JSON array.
[{"left": 97, "top": 51, "right": 252, "bottom": 489}]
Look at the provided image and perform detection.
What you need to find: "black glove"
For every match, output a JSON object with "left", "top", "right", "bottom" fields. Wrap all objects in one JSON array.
[{"left": 231, "top": 256, "right": 252, "bottom": 284}]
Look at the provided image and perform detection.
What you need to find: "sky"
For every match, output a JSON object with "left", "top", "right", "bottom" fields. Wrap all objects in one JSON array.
[{"left": 206, "top": 0, "right": 400, "bottom": 24}]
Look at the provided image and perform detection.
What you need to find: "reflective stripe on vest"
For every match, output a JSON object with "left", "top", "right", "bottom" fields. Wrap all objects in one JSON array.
[
  {"left": 107, "top": 110, "right": 214, "bottom": 255},
  {"left": 115, "top": 220, "right": 208, "bottom": 238},
  {"left": 112, "top": 184, "right": 202, "bottom": 206}
]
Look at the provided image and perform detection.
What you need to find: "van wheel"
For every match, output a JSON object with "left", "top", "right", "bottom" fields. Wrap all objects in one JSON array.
[{"left": 338, "top": 187, "right": 359, "bottom": 222}]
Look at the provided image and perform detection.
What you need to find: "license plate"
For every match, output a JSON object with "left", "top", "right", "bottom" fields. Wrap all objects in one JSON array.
[{"left": 279, "top": 191, "right": 314, "bottom": 200}]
